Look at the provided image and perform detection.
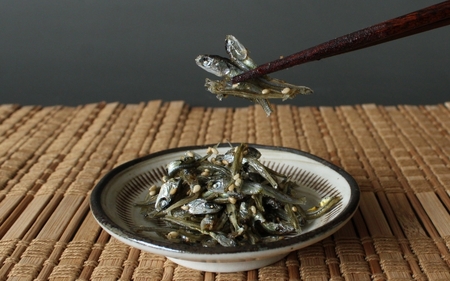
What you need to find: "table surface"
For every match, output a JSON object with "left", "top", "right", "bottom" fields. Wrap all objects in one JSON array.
[{"left": 0, "top": 101, "right": 449, "bottom": 281}]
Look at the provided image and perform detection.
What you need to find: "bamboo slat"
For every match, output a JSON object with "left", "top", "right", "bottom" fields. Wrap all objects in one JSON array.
[{"left": 0, "top": 100, "right": 449, "bottom": 280}]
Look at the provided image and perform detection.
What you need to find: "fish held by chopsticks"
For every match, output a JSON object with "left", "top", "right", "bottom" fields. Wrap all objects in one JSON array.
[{"left": 195, "top": 35, "right": 313, "bottom": 116}]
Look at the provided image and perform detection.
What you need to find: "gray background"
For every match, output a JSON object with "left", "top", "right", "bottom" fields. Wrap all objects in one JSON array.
[{"left": 1, "top": 1, "right": 449, "bottom": 108}]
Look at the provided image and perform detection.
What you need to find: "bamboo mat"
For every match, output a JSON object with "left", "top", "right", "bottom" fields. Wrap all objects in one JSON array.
[{"left": 0, "top": 100, "right": 450, "bottom": 281}]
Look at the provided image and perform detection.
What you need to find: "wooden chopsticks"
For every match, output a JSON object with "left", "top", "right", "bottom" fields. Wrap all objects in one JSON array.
[{"left": 231, "top": 1, "right": 450, "bottom": 84}]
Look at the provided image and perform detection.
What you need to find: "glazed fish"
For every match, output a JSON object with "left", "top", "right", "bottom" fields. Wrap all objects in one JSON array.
[
  {"left": 196, "top": 35, "right": 313, "bottom": 116},
  {"left": 137, "top": 144, "right": 340, "bottom": 247}
]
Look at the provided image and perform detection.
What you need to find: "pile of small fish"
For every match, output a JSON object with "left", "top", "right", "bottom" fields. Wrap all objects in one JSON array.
[
  {"left": 136, "top": 144, "right": 339, "bottom": 247},
  {"left": 195, "top": 35, "right": 313, "bottom": 116}
]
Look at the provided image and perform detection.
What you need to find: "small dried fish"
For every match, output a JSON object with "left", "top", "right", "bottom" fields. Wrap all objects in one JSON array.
[
  {"left": 139, "top": 144, "right": 340, "bottom": 247},
  {"left": 196, "top": 35, "right": 313, "bottom": 116},
  {"left": 185, "top": 198, "right": 223, "bottom": 215},
  {"left": 155, "top": 178, "right": 181, "bottom": 211}
]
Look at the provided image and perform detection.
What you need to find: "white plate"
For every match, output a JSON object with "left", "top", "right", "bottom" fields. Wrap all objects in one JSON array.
[{"left": 90, "top": 144, "right": 360, "bottom": 272}]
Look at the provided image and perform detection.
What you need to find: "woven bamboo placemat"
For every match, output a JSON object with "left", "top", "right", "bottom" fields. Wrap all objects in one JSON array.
[{"left": 0, "top": 101, "right": 449, "bottom": 281}]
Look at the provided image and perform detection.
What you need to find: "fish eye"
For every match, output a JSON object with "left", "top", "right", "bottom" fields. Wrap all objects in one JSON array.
[
  {"left": 201, "top": 57, "right": 211, "bottom": 66},
  {"left": 160, "top": 200, "right": 168, "bottom": 208}
]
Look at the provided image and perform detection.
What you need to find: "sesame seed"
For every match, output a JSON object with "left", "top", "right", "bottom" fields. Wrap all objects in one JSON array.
[
  {"left": 282, "top": 87, "right": 290, "bottom": 94},
  {"left": 167, "top": 231, "right": 179, "bottom": 239},
  {"left": 193, "top": 184, "right": 201, "bottom": 193}
]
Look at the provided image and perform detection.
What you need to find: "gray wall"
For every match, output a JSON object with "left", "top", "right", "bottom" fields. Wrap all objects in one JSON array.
[{"left": 1, "top": 1, "right": 449, "bottom": 108}]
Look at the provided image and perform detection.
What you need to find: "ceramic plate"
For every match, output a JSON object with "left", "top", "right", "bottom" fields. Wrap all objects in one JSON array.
[{"left": 90, "top": 144, "right": 360, "bottom": 272}]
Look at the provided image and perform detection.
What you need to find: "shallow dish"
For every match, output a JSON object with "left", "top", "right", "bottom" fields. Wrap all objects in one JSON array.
[{"left": 90, "top": 144, "right": 360, "bottom": 272}]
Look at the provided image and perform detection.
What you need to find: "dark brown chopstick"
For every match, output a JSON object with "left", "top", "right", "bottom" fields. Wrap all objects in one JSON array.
[{"left": 232, "top": 1, "right": 450, "bottom": 84}]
